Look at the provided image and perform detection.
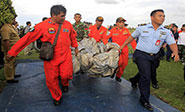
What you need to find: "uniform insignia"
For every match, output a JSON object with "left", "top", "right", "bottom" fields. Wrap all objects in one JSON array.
[
  {"left": 123, "top": 31, "right": 128, "bottom": 35},
  {"left": 112, "top": 33, "right": 119, "bottom": 36},
  {"left": 99, "top": 31, "right": 104, "bottom": 34},
  {"left": 48, "top": 28, "right": 56, "bottom": 34},
  {"left": 30, "top": 27, "right": 35, "bottom": 32},
  {"left": 159, "top": 35, "right": 162, "bottom": 38},
  {"left": 160, "top": 31, "right": 166, "bottom": 35},
  {"left": 143, "top": 31, "right": 149, "bottom": 33},
  {"left": 63, "top": 29, "right": 69, "bottom": 32},
  {"left": 155, "top": 40, "right": 161, "bottom": 46}
]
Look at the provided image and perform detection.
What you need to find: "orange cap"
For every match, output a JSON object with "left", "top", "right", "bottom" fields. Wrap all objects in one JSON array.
[
  {"left": 116, "top": 17, "right": 126, "bottom": 23},
  {"left": 96, "top": 16, "right": 104, "bottom": 21}
]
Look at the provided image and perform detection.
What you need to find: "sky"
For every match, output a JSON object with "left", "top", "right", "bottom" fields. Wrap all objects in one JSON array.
[{"left": 12, "top": 0, "right": 185, "bottom": 28}]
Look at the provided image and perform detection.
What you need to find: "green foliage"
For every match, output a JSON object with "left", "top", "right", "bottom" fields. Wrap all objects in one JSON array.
[
  {"left": 128, "top": 27, "right": 136, "bottom": 33},
  {"left": 0, "top": 0, "right": 17, "bottom": 27}
]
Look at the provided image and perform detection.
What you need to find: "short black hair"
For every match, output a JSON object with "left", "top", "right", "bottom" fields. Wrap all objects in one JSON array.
[
  {"left": 50, "top": 5, "right": 66, "bottom": 17},
  {"left": 42, "top": 17, "right": 48, "bottom": 21},
  {"left": 26, "top": 21, "right": 31, "bottom": 25},
  {"left": 182, "top": 24, "right": 185, "bottom": 27},
  {"left": 74, "top": 13, "right": 81, "bottom": 17},
  {"left": 150, "top": 9, "right": 164, "bottom": 16}
]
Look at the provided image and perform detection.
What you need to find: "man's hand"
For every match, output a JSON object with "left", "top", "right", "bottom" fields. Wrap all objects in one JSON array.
[
  {"left": 118, "top": 48, "right": 122, "bottom": 54},
  {"left": 5, "top": 54, "right": 14, "bottom": 62},
  {"left": 162, "top": 43, "right": 167, "bottom": 48},
  {"left": 171, "top": 53, "right": 179, "bottom": 62},
  {"left": 75, "top": 47, "right": 79, "bottom": 56}
]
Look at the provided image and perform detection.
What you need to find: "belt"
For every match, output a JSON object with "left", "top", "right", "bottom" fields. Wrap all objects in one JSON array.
[{"left": 137, "top": 50, "right": 157, "bottom": 56}]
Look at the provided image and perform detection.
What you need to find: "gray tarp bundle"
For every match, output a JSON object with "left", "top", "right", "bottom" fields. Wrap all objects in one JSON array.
[{"left": 72, "top": 38, "right": 120, "bottom": 77}]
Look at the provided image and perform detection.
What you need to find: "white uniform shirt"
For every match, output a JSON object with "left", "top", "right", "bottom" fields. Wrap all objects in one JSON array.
[
  {"left": 177, "top": 32, "right": 185, "bottom": 46},
  {"left": 131, "top": 23, "right": 176, "bottom": 54}
]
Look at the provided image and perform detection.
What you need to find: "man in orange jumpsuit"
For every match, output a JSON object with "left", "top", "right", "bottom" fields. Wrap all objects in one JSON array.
[
  {"left": 106, "top": 17, "right": 137, "bottom": 82},
  {"left": 88, "top": 16, "right": 108, "bottom": 42},
  {"left": 6, "top": 5, "right": 78, "bottom": 106}
]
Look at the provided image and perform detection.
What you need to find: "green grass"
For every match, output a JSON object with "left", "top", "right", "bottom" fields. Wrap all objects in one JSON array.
[
  {"left": 16, "top": 49, "right": 40, "bottom": 60},
  {"left": 124, "top": 59, "right": 185, "bottom": 112}
]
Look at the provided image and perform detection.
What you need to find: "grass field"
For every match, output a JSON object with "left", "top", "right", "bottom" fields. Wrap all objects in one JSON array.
[{"left": 0, "top": 49, "right": 185, "bottom": 111}]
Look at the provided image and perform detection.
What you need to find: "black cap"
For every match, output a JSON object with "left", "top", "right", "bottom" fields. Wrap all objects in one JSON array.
[{"left": 182, "top": 24, "right": 185, "bottom": 27}]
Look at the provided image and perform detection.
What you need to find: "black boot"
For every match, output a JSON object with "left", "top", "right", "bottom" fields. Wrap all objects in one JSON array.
[
  {"left": 62, "top": 86, "right": 68, "bottom": 93},
  {"left": 14, "top": 74, "right": 21, "bottom": 78},
  {"left": 139, "top": 100, "right": 153, "bottom": 111},
  {"left": 53, "top": 99, "right": 61, "bottom": 106},
  {"left": 6, "top": 79, "right": 19, "bottom": 83},
  {"left": 115, "top": 77, "right": 122, "bottom": 82},
  {"left": 152, "top": 83, "right": 159, "bottom": 89},
  {"left": 129, "top": 78, "right": 138, "bottom": 89}
]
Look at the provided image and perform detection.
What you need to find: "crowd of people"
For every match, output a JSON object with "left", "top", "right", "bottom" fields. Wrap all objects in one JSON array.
[{"left": 0, "top": 4, "right": 184, "bottom": 111}]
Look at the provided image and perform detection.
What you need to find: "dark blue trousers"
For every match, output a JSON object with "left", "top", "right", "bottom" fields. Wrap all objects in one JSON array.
[
  {"left": 133, "top": 50, "right": 159, "bottom": 103},
  {"left": 184, "top": 65, "right": 185, "bottom": 81},
  {"left": 166, "top": 45, "right": 172, "bottom": 61}
]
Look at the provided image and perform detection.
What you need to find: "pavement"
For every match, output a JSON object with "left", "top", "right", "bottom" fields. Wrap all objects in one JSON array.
[{"left": 0, "top": 61, "right": 180, "bottom": 112}]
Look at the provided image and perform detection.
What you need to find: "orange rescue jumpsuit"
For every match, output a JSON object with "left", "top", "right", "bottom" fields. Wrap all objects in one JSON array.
[
  {"left": 8, "top": 18, "right": 78, "bottom": 101},
  {"left": 106, "top": 27, "right": 136, "bottom": 78},
  {"left": 88, "top": 24, "right": 107, "bottom": 42}
]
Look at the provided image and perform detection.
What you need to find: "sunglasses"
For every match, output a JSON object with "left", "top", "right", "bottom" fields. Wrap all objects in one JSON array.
[{"left": 97, "top": 20, "right": 103, "bottom": 22}]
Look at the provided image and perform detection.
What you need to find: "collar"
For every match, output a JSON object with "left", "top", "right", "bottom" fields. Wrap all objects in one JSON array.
[
  {"left": 147, "top": 23, "right": 165, "bottom": 30},
  {"left": 48, "top": 18, "right": 55, "bottom": 25},
  {"left": 48, "top": 18, "right": 63, "bottom": 25},
  {"left": 74, "top": 21, "right": 82, "bottom": 25}
]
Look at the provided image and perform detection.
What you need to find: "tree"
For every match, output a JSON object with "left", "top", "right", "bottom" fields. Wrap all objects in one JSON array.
[{"left": 0, "top": 0, "right": 17, "bottom": 27}]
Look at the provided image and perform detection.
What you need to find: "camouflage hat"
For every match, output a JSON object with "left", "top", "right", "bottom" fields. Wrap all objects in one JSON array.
[
  {"left": 96, "top": 16, "right": 104, "bottom": 21},
  {"left": 116, "top": 17, "right": 126, "bottom": 23}
]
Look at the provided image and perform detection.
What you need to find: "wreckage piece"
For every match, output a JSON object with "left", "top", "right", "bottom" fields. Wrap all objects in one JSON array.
[{"left": 72, "top": 38, "right": 120, "bottom": 77}]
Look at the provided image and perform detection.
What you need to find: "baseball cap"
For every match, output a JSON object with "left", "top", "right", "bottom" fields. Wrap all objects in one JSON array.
[
  {"left": 96, "top": 16, "right": 104, "bottom": 22},
  {"left": 116, "top": 17, "right": 126, "bottom": 23}
]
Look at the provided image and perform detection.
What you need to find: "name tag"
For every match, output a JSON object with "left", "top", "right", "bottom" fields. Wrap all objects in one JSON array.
[
  {"left": 160, "top": 31, "right": 166, "bottom": 35},
  {"left": 143, "top": 31, "right": 149, "bottom": 33},
  {"left": 112, "top": 33, "right": 119, "bottom": 36}
]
